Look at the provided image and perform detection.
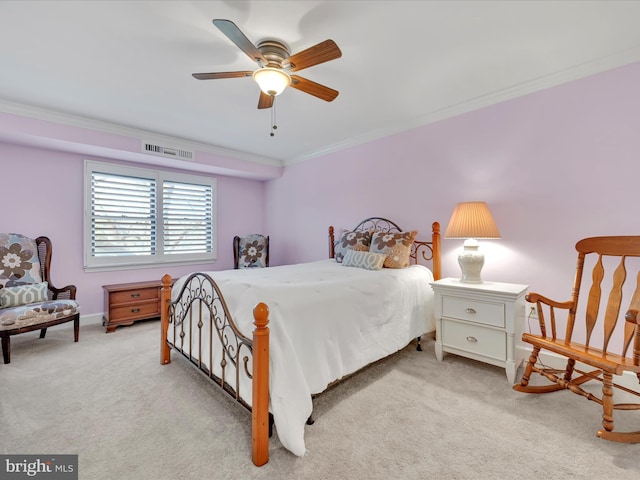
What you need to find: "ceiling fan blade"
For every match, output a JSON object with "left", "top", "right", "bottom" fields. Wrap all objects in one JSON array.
[
  {"left": 212, "top": 19, "right": 266, "bottom": 65},
  {"left": 284, "top": 40, "right": 342, "bottom": 72},
  {"left": 290, "top": 75, "right": 339, "bottom": 102},
  {"left": 258, "top": 91, "right": 274, "bottom": 109},
  {"left": 192, "top": 71, "right": 253, "bottom": 80}
]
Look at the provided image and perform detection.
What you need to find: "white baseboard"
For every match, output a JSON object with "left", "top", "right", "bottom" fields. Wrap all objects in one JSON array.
[
  {"left": 81, "top": 312, "right": 104, "bottom": 326},
  {"left": 44, "top": 312, "right": 104, "bottom": 329}
]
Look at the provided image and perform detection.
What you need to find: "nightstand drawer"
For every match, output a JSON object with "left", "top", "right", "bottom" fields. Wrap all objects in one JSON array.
[
  {"left": 109, "top": 301, "right": 160, "bottom": 322},
  {"left": 442, "top": 296, "right": 505, "bottom": 328},
  {"left": 442, "top": 320, "right": 506, "bottom": 361},
  {"left": 110, "top": 287, "right": 159, "bottom": 305}
]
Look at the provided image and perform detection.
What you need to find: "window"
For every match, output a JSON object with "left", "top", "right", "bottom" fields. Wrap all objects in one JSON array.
[{"left": 84, "top": 160, "right": 217, "bottom": 271}]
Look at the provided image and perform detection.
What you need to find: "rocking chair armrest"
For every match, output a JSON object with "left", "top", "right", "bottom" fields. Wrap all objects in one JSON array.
[
  {"left": 48, "top": 284, "right": 77, "bottom": 301},
  {"left": 526, "top": 293, "right": 574, "bottom": 339},
  {"left": 625, "top": 309, "right": 640, "bottom": 326},
  {"left": 525, "top": 292, "right": 573, "bottom": 310}
]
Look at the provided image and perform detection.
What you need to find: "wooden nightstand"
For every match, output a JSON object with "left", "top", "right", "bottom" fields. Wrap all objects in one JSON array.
[
  {"left": 431, "top": 278, "right": 528, "bottom": 383},
  {"left": 102, "top": 279, "right": 174, "bottom": 333}
]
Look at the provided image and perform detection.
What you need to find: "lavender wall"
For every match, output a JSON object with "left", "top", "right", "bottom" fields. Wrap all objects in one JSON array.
[
  {"left": 265, "top": 61, "right": 640, "bottom": 306},
  {"left": 1, "top": 142, "right": 267, "bottom": 318},
  {"left": 3, "top": 60, "right": 640, "bottom": 335}
]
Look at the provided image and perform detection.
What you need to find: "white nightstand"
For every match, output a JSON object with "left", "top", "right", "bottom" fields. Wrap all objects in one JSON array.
[{"left": 431, "top": 278, "right": 528, "bottom": 383}]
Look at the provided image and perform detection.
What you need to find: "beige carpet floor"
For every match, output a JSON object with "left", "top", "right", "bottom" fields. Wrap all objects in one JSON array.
[{"left": 1, "top": 319, "right": 639, "bottom": 480}]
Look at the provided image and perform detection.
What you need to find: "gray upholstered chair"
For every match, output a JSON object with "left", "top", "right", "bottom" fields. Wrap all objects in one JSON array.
[
  {"left": 233, "top": 234, "right": 269, "bottom": 269},
  {"left": 0, "top": 234, "right": 80, "bottom": 364}
]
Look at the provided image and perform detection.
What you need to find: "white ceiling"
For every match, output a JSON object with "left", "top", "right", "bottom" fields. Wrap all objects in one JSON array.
[{"left": 2, "top": 0, "right": 640, "bottom": 167}]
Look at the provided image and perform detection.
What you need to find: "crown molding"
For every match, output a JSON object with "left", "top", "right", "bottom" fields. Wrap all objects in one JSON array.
[
  {"left": 0, "top": 99, "right": 283, "bottom": 167},
  {"left": 3, "top": 44, "right": 639, "bottom": 169},
  {"left": 283, "top": 48, "right": 640, "bottom": 166}
]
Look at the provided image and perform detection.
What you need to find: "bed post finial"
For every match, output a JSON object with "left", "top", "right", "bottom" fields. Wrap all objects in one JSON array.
[
  {"left": 160, "top": 274, "right": 172, "bottom": 365},
  {"left": 252, "top": 302, "right": 270, "bottom": 466},
  {"left": 432, "top": 222, "right": 441, "bottom": 281},
  {"left": 329, "top": 226, "right": 335, "bottom": 259}
]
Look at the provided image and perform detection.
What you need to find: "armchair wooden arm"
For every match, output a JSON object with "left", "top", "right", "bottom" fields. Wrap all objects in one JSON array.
[
  {"left": 525, "top": 292, "right": 573, "bottom": 309},
  {"left": 525, "top": 292, "right": 574, "bottom": 340},
  {"left": 48, "top": 283, "right": 77, "bottom": 301}
]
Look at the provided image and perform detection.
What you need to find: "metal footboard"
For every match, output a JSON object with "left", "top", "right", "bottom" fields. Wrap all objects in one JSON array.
[{"left": 160, "top": 273, "right": 271, "bottom": 466}]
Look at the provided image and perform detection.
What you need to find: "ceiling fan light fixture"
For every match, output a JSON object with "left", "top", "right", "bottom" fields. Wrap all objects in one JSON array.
[{"left": 253, "top": 67, "right": 291, "bottom": 96}]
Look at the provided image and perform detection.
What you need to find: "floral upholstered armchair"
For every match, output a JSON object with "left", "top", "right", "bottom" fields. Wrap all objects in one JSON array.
[
  {"left": 233, "top": 234, "right": 269, "bottom": 269},
  {"left": 0, "top": 233, "right": 80, "bottom": 364}
]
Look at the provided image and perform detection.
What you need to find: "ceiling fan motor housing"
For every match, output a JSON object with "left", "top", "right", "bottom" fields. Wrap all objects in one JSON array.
[{"left": 256, "top": 40, "right": 291, "bottom": 68}]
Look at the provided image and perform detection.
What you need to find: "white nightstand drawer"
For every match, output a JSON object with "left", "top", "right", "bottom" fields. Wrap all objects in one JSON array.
[
  {"left": 432, "top": 278, "right": 528, "bottom": 383},
  {"left": 442, "top": 320, "right": 506, "bottom": 361},
  {"left": 442, "top": 296, "right": 505, "bottom": 328}
]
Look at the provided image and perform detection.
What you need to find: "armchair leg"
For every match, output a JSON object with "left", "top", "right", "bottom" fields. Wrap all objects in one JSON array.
[
  {"left": 39, "top": 328, "right": 47, "bottom": 339},
  {"left": 74, "top": 317, "right": 79, "bottom": 342},
  {"left": 1, "top": 334, "right": 9, "bottom": 364}
]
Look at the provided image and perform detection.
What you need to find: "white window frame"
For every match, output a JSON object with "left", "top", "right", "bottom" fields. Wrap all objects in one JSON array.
[{"left": 83, "top": 160, "right": 217, "bottom": 272}]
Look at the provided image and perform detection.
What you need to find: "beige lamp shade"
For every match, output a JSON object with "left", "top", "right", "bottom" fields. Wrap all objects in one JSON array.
[
  {"left": 444, "top": 202, "right": 500, "bottom": 283},
  {"left": 444, "top": 202, "right": 501, "bottom": 239}
]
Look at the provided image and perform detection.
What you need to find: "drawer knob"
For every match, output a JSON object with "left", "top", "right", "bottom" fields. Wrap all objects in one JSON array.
[
  {"left": 466, "top": 336, "right": 478, "bottom": 343},
  {"left": 131, "top": 293, "right": 140, "bottom": 298},
  {"left": 465, "top": 308, "right": 477, "bottom": 315},
  {"left": 131, "top": 308, "right": 141, "bottom": 313}
]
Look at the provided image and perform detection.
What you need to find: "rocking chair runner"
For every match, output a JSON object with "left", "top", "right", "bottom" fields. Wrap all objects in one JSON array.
[{"left": 514, "top": 236, "right": 640, "bottom": 442}]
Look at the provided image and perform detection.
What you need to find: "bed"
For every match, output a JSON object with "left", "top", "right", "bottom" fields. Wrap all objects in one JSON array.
[{"left": 160, "top": 217, "right": 441, "bottom": 466}]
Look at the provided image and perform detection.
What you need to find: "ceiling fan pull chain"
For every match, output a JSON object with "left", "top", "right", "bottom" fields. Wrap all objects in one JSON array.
[{"left": 270, "top": 96, "right": 278, "bottom": 137}]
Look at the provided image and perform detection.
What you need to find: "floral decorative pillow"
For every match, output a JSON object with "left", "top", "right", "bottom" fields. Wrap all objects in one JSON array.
[
  {"left": 238, "top": 234, "right": 268, "bottom": 268},
  {"left": 341, "top": 250, "right": 386, "bottom": 271},
  {"left": 0, "top": 233, "right": 42, "bottom": 288},
  {"left": 369, "top": 230, "right": 418, "bottom": 268},
  {"left": 334, "top": 229, "right": 372, "bottom": 263}
]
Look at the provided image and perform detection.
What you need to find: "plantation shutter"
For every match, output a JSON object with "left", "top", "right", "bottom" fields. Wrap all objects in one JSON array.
[
  {"left": 91, "top": 172, "right": 157, "bottom": 257},
  {"left": 162, "top": 180, "right": 213, "bottom": 254}
]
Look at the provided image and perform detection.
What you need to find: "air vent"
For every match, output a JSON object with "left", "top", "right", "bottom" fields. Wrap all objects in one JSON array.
[{"left": 142, "top": 141, "right": 194, "bottom": 161}]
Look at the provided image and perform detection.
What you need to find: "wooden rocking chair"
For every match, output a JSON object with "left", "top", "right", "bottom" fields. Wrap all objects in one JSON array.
[{"left": 514, "top": 236, "right": 640, "bottom": 442}]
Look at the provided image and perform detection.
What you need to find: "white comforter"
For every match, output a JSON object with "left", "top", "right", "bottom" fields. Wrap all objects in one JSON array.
[{"left": 169, "top": 259, "right": 435, "bottom": 457}]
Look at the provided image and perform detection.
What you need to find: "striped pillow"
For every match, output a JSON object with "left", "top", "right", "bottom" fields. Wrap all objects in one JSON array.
[
  {"left": 341, "top": 250, "right": 386, "bottom": 271},
  {"left": 0, "top": 282, "right": 49, "bottom": 308}
]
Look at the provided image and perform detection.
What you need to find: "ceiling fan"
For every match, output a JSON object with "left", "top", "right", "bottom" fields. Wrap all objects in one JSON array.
[{"left": 192, "top": 19, "right": 342, "bottom": 109}]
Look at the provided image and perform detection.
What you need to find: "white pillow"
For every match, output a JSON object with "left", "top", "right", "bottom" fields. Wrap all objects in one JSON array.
[{"left": 341, "top": 250, "right": 386, "bottom": 271}]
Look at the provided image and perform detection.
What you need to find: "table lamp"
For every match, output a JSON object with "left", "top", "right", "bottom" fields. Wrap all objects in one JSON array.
[{"left": 444, "top": 202, "right": 501, "bottom": 283}]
